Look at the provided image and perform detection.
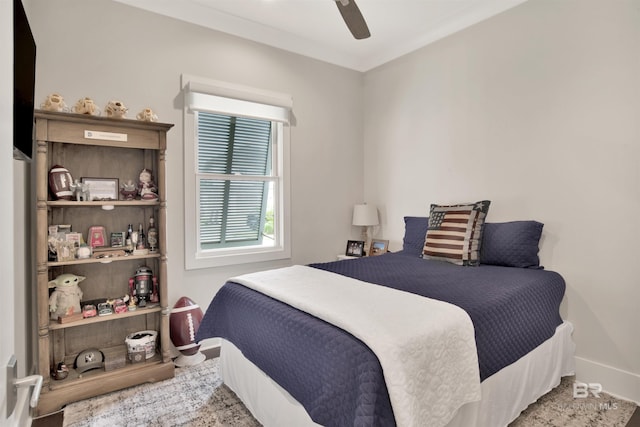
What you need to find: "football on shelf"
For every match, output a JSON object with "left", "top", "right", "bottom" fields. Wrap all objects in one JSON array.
[
  {"left": 48, "top": 164, "right": 74, "bottom": 200},
  {"left": 169, "top": 296, "right": 203, "bottom": 356}
]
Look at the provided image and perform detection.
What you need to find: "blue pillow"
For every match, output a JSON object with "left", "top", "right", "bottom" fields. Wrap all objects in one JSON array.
[
  {"left": 480, "top": 221, "right": 544, "bottom": 268},
  {"left": 402, "top": 217, "right": 543, "bottom": 268},
  {"left": 402, "top": 216, "right": 429, "bottom": 256}
]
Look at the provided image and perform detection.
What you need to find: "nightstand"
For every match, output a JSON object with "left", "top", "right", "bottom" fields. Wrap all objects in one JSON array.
[{"left": 337, "top": 254, "right": 359, "bottom": 260}]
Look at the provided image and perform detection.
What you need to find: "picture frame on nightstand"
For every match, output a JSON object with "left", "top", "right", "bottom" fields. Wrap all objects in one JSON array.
[
  {"left": 345, "top": 240, "right": 365, "bottom": 257},
  {"left": 369, "top": 239, "right": 389, "bottom": 256}
]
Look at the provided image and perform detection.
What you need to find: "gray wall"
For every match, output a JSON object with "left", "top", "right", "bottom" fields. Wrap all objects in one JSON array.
[
  {"left": 26, "top": 0, "right": 365, "bottom": 324},
  {"left": 363, "top": 0, "right": 640, "bottom": 401}
]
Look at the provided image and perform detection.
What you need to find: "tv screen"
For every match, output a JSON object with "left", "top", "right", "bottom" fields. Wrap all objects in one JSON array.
[{"left": 13, "top": 0, "right": 36, "bottom": 161}]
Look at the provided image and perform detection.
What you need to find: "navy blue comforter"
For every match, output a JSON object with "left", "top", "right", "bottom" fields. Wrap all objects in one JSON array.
[{"left": 196, "top": 251, "right": 565, "bottom": 427}]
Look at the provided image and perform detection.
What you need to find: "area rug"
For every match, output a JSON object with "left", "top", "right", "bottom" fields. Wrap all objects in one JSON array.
[
  {"left": 63, "top": 359, "right": 260, "bottom": 427},
  {"left": 509, "top": 375, "right": 637, "bottom": 427},
  {"left": 64, "top": 358, "right": 636, "bottom": 427}
]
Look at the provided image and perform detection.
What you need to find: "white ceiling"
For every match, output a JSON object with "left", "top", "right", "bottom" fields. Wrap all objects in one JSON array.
[{"left": 113, "top": 0, "right": 528, "bottom": 72}]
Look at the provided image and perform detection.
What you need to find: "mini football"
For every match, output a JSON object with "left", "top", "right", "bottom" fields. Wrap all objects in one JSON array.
[
  {"left": 170, "top": 296, "right": 203, "bottom": 356},
  {"left": 48, "top": 165, "right": 73, "bottom": 200}
]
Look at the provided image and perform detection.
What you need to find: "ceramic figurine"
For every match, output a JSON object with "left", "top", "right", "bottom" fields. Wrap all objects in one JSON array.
[
  {"left": 136, "top": 107, "right": 158, "bottom": 122},
  {"left": 41, "top": 93, "right": 68, "bottom": 112},
  {"left": 120, "top": 179, "right": 138, "bottom": 200},
  {"left": 104, "top": 100, "right": 128, "bottom": 118},
  {"left": 138, "top": 168, "right": 158, "bottom": 201},
  {"left": 48, "top": 273, "right": 85, "bottom": 320},
  {"left": 52, "top": 362, "right": 69, "bottom": 380},
  {"left": 70, "top": 179, "right": 90, "bottom": 201},
  {"left": 73, "top": 97, "right": 100, "bottom": 115}
]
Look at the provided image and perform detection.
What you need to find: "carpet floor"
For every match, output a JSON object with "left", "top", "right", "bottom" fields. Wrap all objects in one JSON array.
[{"left": 61, "top": 358, "right": 637, "bottom": 427}]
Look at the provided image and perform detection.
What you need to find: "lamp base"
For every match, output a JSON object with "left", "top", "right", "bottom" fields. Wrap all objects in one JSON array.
[
  {"left": 173, "top": 351, "right": 206, "bottom": 367},
  {"left": 362, "top": 226, "right": 372, "bottom": 256}
]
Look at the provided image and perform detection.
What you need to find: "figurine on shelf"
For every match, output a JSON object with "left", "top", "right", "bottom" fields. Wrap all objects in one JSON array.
[
  {"left": 136, "top": 107, "right": 158, "bottom": 122},
  {"left": 69, "top": 179, "right": 90, "bottom": 201},
  {"left": 128, "top": 295, "right": 137, "bottom": 311},
  {"left": 129, "top": 266, "right": 154, "bottom": 308},
  {"left": 41, "top": 93, "right": 68, "bottom": 112},
  {"left": 138, "top": 168, "right": 158, "bottom": 201},
  {"left": 72, "top": 97, "right": 100, "bottom": 115},
  {"left": 48, "top": 273, "right": 85, "bottom": 320},
  {"left": 51, "top": 362, "right": 69, "bottom": 380},
  {"left": 104, "top": 100, "right": 128, "bottom": 119},
  {"left": 120, "top": 179, "right": 138, "bottom": 200}
]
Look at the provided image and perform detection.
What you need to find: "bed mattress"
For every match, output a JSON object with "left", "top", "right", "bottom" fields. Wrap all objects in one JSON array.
[
  {"left": 196, "top": 251, "right": 566, "bottom": 427},
  {"left": 220, "top": 321, "right": 575, "bottom": 427}
]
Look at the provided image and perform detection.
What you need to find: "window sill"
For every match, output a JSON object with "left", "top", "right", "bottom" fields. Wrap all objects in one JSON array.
[{"left": 186, "top": 246, "right": 291, "bottom": 270}]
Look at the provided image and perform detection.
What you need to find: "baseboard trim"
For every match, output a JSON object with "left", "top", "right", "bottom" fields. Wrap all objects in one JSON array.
[{"left": 575, "top": 356, "right": 640, "bottom": 405}]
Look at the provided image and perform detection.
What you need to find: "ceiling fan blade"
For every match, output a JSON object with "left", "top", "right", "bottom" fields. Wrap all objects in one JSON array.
[{"left": 335, "top": 0, "right": 370, "bottom": 40}]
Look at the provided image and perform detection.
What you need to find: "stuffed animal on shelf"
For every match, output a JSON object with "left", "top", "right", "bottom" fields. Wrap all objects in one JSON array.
[
  {"left": 104, "top": 100, "right": 128, "bottom": 118},
  {"left": 136, "top": 107, "right": 158, "bottom": 122},
  {"left": 48, "top": 273, "right": 85, "bottom": 320},
  {"left": 41, "top": 93, "right": 68, "bottom": 112},
  {"left": 72, "top": 97, "right": 100, "bottom": 115}
]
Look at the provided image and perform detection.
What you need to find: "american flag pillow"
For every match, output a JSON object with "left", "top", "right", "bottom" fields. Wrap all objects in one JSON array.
[{"left": 422, "top": 200, "right": 491, "bottom": 266}]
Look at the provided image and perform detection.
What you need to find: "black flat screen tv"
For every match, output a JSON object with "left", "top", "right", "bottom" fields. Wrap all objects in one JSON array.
[{"left": 13, "top": 0, "right": 36, "bottom": 161}]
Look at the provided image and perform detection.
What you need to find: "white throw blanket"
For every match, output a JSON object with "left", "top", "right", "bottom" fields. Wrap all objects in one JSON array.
[{"left": 230, "top": 265, "right": 481, "bottom": 427}]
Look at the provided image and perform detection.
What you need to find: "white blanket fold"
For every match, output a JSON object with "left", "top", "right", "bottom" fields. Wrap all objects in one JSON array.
[{"left": 231, "top": 265, "right": 481, "bottom": 427}]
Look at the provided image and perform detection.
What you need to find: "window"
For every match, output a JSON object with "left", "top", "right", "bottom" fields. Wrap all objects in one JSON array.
[{"left": 183, "top": 75, "right": 292, "bottom": 269}]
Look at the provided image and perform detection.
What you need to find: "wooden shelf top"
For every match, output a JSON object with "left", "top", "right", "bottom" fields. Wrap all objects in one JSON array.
[
  {"left": 48, "top": 252, "right": 161, "bottom": 267},
  {"left": 47, "top": 200, "right": 160, "bottom": 207},
  {"left": 49, "top": 305, "right": 162, "bottom": 330}
]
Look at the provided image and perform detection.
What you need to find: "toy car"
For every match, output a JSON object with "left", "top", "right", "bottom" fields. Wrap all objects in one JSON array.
[
  {"left": 82, "top": 304, "right": 97, "bottom": 318},
  {"left": 113, "top": 299, "right": 128, "bottom": 314},
  {"left": 97, "top": 302, "right": 113, "bottom": 316}
]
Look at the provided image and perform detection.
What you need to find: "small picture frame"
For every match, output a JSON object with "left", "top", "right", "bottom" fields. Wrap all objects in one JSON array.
[
  {"left": 110, "top": 232, "right": 126, "bottom": 248},
  {"left": 81, "top": 177, "right": 119, "bottom": 201},
  {"left": 88, "top": 226, "right": 107, "bottom": 248},
  {"left": 369, "top": 239, "right": 389, "bottom": 256},
  {"left": 345, "top": 240, "right": 365, "bottom": 257},
  {"left": 56, "top": 240, "right": 76, "bottom": 262},
  {"left": 65, "top": 232, "right": 82, "bottom": 247}
]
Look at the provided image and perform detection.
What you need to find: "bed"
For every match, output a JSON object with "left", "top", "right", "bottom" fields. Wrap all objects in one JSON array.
[{"left": 196, "top": 215, "right": 575, "bottom": 427}]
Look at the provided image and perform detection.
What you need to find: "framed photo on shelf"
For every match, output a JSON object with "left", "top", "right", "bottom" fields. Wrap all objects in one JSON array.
[
  {"left": 345, "top": 240, "right": 365, "bottom": 257},
  {"left": 110, "top": 232, "right": 126, "bottom": 248},
  {"left": 81, "top": 177, "right": 119, "bottom": 201},
  {"left": 88, "top": 226, "right": 107, "bottom": 248},
  {"left": 369, "top": 239, "right": 389, "bottom": 256},
  {"left": 65, "top": 232, "right": 82, "bottom": 247},
  {"left": 55, "top": 240, "right": 76, "bottom": 262}
]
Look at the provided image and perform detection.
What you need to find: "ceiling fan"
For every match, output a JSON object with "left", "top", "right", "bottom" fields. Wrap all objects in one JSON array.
[{"left": 334, "top": 0, "right": 371, "bottom": 40}]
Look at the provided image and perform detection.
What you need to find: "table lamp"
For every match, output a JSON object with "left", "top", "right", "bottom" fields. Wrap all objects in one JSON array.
[{"left": 352, "top": 203, "right": 379, "bottom": 254}]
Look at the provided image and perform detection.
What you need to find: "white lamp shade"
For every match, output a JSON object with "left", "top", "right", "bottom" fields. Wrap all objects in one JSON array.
[{"left": 352, "top": 204, "right": 379, "bottom": 226}]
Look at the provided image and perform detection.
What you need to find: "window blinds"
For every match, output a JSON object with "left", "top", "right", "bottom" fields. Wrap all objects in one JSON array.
[{"left": 197, "top": 112, "right": 273, "bottom": 248}]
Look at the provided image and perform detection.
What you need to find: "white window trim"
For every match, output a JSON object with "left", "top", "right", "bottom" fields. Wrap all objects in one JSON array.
[{"left": 182, "top": 74, "right": 292, "bottom": 269}]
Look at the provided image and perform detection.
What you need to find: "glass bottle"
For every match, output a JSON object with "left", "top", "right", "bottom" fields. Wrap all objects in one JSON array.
[
  {"left": 147, "top": 216, "right": 158, "bottom": 253},
  {"left": 137, "top": 223, "right": 146, "bottom": 250},
  {"left": 125, "top": 224, "right": 134, "bottom": 254}
]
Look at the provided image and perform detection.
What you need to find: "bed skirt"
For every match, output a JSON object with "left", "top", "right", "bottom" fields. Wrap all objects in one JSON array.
[{"left": 219, "top": 321, "right": 575, "bottom": 427}]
